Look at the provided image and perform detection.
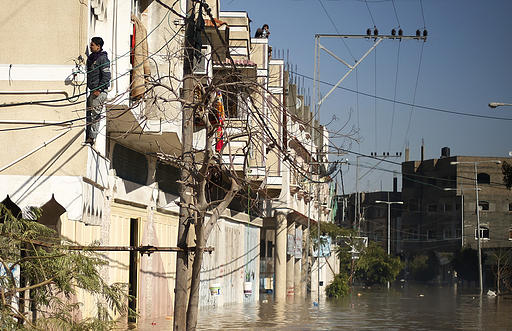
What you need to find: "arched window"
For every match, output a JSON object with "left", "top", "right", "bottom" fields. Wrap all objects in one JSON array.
[{"left": 477, "top": 173, "right": 490, "bottom": 184}]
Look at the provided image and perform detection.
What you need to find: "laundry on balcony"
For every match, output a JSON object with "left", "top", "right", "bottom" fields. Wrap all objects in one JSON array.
[
  {"left": 130, "top": 15, "right": 151, "bottom": 100},
  {"left": 215, "top": 91, "right": 225, "bottom": 152}
]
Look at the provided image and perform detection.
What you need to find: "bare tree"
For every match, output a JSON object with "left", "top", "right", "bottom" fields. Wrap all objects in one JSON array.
[{"left": 488, "top": 248, "right": 512, "bottom": 294}]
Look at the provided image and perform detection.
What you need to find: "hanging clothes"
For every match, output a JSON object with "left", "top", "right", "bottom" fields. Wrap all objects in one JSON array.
[{"left": 215, "top": 91, "right": 225, "bottom": 152}]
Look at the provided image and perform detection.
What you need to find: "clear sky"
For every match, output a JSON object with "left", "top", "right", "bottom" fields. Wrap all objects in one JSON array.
[{"left": 222, "top": 0, "right": 512, "bottom": 193}]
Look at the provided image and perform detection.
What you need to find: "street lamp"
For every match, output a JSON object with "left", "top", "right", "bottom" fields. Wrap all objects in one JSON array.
[
  {"left": 450, "top": 160, "right": 502, "bottom": 296},
  {"left": 488, "top": 102, "right": 512, "bottom": 109},
  {"left": 375, "top": 193, "right": 403, "bottom": 288}
]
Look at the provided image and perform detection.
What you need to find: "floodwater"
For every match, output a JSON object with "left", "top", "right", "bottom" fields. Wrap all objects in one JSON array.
[{"left": 127, "top": 285, "right": 512, "bottom": 330}]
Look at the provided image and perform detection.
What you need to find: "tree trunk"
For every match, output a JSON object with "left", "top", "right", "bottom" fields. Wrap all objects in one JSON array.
[{"left": 186, "top": 217, "right": 206, "bottom": 330}]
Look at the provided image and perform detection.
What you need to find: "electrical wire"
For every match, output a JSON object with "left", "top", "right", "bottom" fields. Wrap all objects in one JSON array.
[
  {"left": 419, "top": 0, "right": 426, "bottom": 29},
  {"left": 317, "top": 0, "right": 356, "bottom": 62},
  {"left": 290, "top": 71, "right": 512, "bottom": 121},
  {"left": 404, "top": 43, "right": 425, "bottom": 149},
  {"left": 364, "top": 0, "right": 377, "bottom": 28},
  {"left": 0, "top": 5, "right": 178, "bottom": 109},
  {"left": 374, "top": 48, "right": 378, "bottom": 151},
  {"left": 391, "top": 0, "right": 401, "bottom": 28},
  {"left": 388, "top": 41, "right": 401, "bottom": 150}
]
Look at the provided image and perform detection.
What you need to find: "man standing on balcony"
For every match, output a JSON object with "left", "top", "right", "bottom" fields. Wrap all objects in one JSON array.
[{"left": 85, "top": 37, "right": 111, "bottom": 145}]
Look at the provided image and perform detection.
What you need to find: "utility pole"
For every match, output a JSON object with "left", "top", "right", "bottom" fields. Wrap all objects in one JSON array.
[
  {"left": 174, "top": 0, "right": 195, "bottom": 329},
  {"left": 375, "top": 194, "right": 403, "bottom": 289},
  {"left": 355, "top": 152, "right": 402, "bottom": 235},
  {"left": 451, "top": 160, "right": 502, "bottom": 297}
]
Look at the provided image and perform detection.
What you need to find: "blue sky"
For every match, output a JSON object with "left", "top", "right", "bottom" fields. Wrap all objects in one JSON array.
[{"left": 222, "top": 0, "right": 512, "bottom": 193}]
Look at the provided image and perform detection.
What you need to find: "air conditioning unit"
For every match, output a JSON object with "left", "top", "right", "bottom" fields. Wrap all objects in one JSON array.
[{"left": 193, "top": 45, "right": 212, "bottom": 79}]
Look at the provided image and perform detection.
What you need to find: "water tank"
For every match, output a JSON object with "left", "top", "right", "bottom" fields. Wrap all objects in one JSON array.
[{"left": 441, "top": 147, "right": 450, "bottom": 158}]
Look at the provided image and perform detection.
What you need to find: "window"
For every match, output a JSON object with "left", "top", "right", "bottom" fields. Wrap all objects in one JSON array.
[
  {"left": 443, "top": 228, "right": 453, "bottom": 239},
  {"left": 509, "top": 203, "right": 512, "bottom": 212},
  {"left": 478, "top": 201, "right": 489, "bottom": 211},
  {"left": 112, "top": 144, "right": 148, "bottom": 185},
  {"left": 224, "top": 89, "right": 249, "bottom": 119},
  {"left": 260, "top": 240, "right": 266, "bottom": 258},
  {"left": 428, "top": 204, "right": 437, "bottom": 212},
  {"left": 266, "top": 241, "right": 273, "bottom": 258},
  {"left": 475, "top": 226, "right": 489, "bottom": 240},
  {"left": 155, "top": 162, "right": 180, "bottom": 195},
  {"left": 477, "top": 173, "right": 490, "bottom": 184},
  {"left": 509, "top": 229, "right": 512, "bottom": 241},
  {"left": 444, "top": 204, "right": 452, "bottom": 212}
]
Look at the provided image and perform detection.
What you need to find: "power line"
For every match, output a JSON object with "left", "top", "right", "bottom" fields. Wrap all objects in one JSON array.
[
  {"left": 419, "top": 0, "right": 427, "bottom": 29},
  {"left": 404, "top": 42, "right": 425, "bottom": 148},
  {"left": 391, "top": 0, "right": 401, "bottom": 27},
  {"left": 374, "top": 48, "right": 378, "bottom": 151},
  {"left": 291, "top": 71, "right": 512, "bottom": 121},
  {"left": 364, "top": 0, "right": 377, "bottom": 28},
  {"left": 388, "top": 41, "right": 401, "bottom": 150},
  {"left": 317, "top": 0, "right": 357, "bottom": 62}
]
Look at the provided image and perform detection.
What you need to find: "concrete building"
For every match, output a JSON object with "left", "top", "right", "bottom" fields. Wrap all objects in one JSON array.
[
  {"left": 401, "top": 147, "right": 512, "bottom": 255},
  {"left": 1, "top": 0, "right": 336, "bottom": 326},
  {"left": 216, "top": 10, "right": 335, "bottom": 299},
  {"left": 337, "top": 190, "right": 402, "bottom": 254},
  {"left": 0, "top": 0, "right": 261, "bottom": 325}
]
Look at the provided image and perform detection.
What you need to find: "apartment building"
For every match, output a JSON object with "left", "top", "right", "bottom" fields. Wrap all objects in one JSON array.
[
  {"left": 0, "top": 0, "right": 335, "bottom": 325},
  {"left": 338, "top": 190, "right": 403, "bottom": 255},
  {"left": 401, "top": 147, "right": 512, "bottom": 255}
]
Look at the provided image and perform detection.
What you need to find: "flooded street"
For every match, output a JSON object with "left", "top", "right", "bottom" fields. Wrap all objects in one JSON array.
[{"left": 129, "top": 285, "right": 512, "bottom": 330}]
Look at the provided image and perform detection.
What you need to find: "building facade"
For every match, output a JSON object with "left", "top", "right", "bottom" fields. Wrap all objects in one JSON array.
[
  {"left": 1, "top": 0, "right": 335, "bottom": 326},
  {"left": 401, "top": 148, "right": 512, "bottom": 255}
]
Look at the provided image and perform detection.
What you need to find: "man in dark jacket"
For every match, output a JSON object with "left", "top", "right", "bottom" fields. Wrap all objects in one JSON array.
[{"left": 85, "top": 37, "right": 111, "bottom": 145}]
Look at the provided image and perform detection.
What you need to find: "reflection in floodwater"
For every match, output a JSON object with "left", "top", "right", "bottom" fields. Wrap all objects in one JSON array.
[{"left": 122, "top": 285, "right": 512, "bottom": 330}]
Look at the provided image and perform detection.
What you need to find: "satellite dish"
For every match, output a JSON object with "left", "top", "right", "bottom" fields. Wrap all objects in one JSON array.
[
  {"left": 296, "top": 97, "right": 302, "bottom": 109},
  {"left": 509, "top": 151, "right": 512, "bottom": 157}
]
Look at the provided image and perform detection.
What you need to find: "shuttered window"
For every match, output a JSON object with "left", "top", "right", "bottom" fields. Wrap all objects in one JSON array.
[
  {"left": 112, "top": 144, "right": 148, "bottom": 185},
  {"left": 155, "top": 162, "right": 180, "bottom": 195}
]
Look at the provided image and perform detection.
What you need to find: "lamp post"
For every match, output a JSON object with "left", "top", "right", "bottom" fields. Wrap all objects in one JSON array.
[
  {"left": 375, "top": 193, "right": 403, "bottom": 288},
  {"left": 450, "top": 160, "right": 502, "bottom": 296},
  {"left": 488, "top": 102, "right": 512, "bottom": 109}
]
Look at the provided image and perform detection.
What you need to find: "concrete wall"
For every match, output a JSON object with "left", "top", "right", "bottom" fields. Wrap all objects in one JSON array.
[
  {"left": 199, "top": 217, "right": 260, "bottom": 307},
  {"left": 401, "top": 155, "right": 512, "bottom": 253}
]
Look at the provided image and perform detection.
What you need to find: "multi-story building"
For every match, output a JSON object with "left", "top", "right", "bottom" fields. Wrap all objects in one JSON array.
[
  {"left": 1, "top": 0, "right": 334, "bottom": 326},
  {"left": 337, "top": 188, "right": 402, "bottom": 254},
  {"left": 401, "top": 147, "right": 512, "bottom": 255}
]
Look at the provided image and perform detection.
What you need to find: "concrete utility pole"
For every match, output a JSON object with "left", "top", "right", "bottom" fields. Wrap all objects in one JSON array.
[
  {"left": 375, "top": 193, "right": 403, "bottom": 289},
  {"left": 174, "top": 0, "right": 195, "bottom": 329},
  {"left": 355, "top": 152, "right": 401, "bottom": 235},
  {"left": 450, "top": 160, "right": 501, "bottom": 296}
]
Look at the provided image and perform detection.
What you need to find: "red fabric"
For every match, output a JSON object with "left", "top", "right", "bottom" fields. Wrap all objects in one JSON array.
[{"left": 215, "top": 91, "right": 225, "bottom": 152}]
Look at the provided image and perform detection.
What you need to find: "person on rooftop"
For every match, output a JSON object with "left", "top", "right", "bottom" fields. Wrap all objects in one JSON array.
[
  {"left": 255, "top": 24, "right": 270, "bottom": 38},
  {"left": 261, "top": 24, "right": 270, "bottom": 38}
]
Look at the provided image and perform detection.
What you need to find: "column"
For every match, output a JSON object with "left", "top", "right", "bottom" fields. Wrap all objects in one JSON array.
[
  {"left": 301, "top": 225, "right": 310, "bottom": 295},
  {"left": 294, "top": 223, "right": 302, "bottom": 296},
  {"left": 286, "top": 221, "right": 295, "bottom": 296},
  {"left": 274, "top": 212, "right": 287, "bottom": 300}
]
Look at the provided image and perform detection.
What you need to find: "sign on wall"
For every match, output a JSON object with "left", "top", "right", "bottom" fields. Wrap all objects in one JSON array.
[{"left": 295, "top": 228, "right": 303, "bottom": 258}]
